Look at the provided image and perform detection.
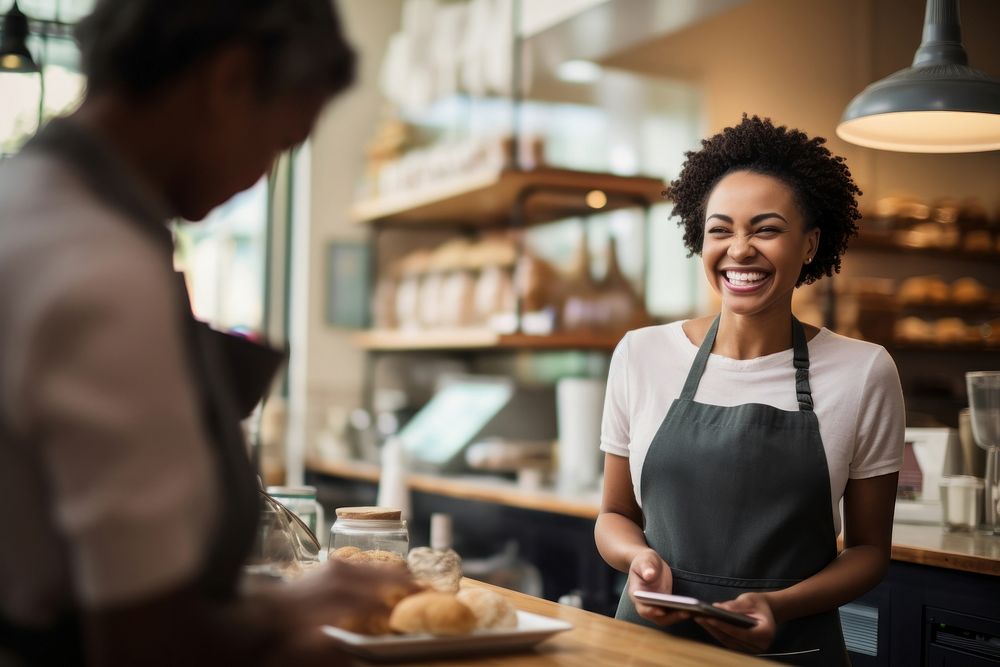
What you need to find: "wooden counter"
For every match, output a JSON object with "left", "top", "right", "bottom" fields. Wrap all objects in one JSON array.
[
  {"left": 352, "top": 579, "right": 777, "bottom": 667},
  {"left": 307, "top": 457, "right": 1000, "bottom": 577},
  {"left": 885, "top": 522, "right": 1000, "bottom": 577}
]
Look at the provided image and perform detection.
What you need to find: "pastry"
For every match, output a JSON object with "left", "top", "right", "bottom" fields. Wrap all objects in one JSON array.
[
  {"left": 331, "top": 610, "right": 393, "bottom": 635},
  {"left": 346, "top": 549, "right": 408, "bottom": 567},
  {"left": 388, "top": 591, "right": 477, "bottom": 635},
  {"left": 898, "top": 276, "right": 949, "bottom": 304},
  {"left": 456, "top": 587, "right": 518, "bottom": 630},
  {"left": 407, "top": 547, "right": 463, "bottom": 593},
  {"left": 895, "top": 317, "right": 934, "bottom": 343},
  {"left": 951, "top": 278, "right": 990, "bottom": 305},
  {"left": 963, "top": 229, "right": 994, "bottom": 253},
  {"left": 328, "top": 577, "right": 416, "bottom": 636},
  {"left": 330, "top": 546, "right": 362, "bottom": 560},
  {"left": 931, "top": 198, "right": 960, "bottom": 224},
  {"left": 934, "top": 318, "right": 969, "bottom": 344}
]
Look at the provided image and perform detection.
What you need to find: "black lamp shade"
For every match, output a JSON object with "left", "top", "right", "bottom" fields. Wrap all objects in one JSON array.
[
  {"left": 0, "top": 1, "right": 39, "bottom": 74},
  {"left": 837, "top": 0, "right": 1000, "bottom": 153}
]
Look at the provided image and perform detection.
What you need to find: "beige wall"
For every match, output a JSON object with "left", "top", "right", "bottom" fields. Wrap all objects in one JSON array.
[
  {"left": 286, "top": 0, "right": 402, "bottom": 483},
  {"left": 604, "top": 0, "right": 1000, "bottom": 210}
]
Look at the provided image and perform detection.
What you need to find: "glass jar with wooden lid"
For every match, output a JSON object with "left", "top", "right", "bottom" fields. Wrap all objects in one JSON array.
[{"left": 329, "top": 506, "right": 409, "bottom": 557}]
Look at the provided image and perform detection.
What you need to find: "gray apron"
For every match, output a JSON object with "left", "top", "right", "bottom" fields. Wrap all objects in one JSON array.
[
  {"left": 0, "top": 119, "right": 272, "bottom": 664},
  {"left": 615, "top": 316, "right": 849, "bottom": 666}
]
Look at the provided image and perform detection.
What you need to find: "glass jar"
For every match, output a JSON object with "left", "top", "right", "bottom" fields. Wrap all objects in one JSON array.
[
  {"left": 330, "top": 506, "right": 409, "bottom": 557},
  {"left": 267, "top": 485, "right": 325, "bottom": 538}
]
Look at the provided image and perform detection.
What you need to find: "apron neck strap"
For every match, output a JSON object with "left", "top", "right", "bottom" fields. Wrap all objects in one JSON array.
[
  {"left": 679, "top": 316, "right": 720, "bottom": 401},
  {"left": 680, "top": 315, "right": 814, "bottom": 412},
  {"left": 791, "top": 316, "right": 813, "bottom": 411}
]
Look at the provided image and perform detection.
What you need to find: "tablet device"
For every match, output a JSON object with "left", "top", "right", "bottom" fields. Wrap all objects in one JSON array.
[{"left": 633, "top": 591, "right": 757, "bottom": 629}]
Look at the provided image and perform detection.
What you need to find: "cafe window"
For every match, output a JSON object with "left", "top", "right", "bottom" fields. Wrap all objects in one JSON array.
[{"left": 0, "top": 0, "right": 93, "bottom": 157}]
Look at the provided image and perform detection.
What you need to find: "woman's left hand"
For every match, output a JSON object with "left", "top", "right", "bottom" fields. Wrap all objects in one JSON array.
[{"left": 693, "top": 592, "right": 776, "bottom": 655}]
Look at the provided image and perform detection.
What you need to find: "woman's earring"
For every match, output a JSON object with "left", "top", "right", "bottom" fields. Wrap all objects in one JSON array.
[{"left": 805, "top": 256, "right": 812, "bottom": 264}]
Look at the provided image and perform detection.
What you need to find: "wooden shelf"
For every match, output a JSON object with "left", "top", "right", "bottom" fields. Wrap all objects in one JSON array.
[
  {"left": 898, "top": 302, "right": 1000, "bottom": 319},
  {"left": 889, "top": 341, "right": 1000, "bottom": 353},
  {"left": 850, "top": 233, "right": 1000, "bottom": 263},
  {"left": 350, "top": 167, "right": 665, "bottom": 228},
  {"left": 353, "top": 328, "right": 625, "bottom": 352}
]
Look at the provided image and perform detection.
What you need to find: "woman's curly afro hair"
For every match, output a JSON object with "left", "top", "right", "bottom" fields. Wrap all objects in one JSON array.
[{"left": 668, "top": 114, "right": 861, "bottom": 286}]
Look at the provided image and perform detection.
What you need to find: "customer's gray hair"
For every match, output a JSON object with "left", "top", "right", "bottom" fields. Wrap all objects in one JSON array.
[{"left": 76, "top": 0, "right": 355, "bottom": 99}]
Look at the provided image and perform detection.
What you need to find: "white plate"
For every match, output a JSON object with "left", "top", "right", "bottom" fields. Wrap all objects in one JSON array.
[{"left": 321, "top": 610, "right": 572, "bottom": 662}]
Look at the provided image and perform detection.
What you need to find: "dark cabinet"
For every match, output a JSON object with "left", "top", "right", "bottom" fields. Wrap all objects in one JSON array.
[
  {"left": 925, "top": 608, "right": 1000, "bottom": 666},
  {"left": 843, "top": 562, "right": 1000, "bottom": 666}
]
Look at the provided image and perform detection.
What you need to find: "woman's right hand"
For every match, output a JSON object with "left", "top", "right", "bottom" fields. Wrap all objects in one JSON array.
[{"left": 628, "top": 549, "right": 689, "bottom": 626}]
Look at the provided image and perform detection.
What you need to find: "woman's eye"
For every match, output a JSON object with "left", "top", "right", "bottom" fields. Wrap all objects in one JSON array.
[
  {"left": 755, "top": 227, "right": 780, "bottom": 236},
  {"left": 707, "top": 227, "right": 730, "bottom": 235}
]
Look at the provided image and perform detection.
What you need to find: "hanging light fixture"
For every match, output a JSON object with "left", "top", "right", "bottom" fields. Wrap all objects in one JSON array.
[
  {"left": 837, "top": 0, "right": 1000, "bottom": 153},
  {"left": 0, "top": 0, "right": 38, "bottom": 73}
]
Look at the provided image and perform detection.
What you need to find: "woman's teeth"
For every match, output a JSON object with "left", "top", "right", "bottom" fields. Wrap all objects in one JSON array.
[{"left": 724, "top": 271, "right": 768, "bottom": 286}]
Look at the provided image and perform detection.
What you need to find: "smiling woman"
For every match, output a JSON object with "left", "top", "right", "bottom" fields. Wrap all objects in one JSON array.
[
  {"left": 671, "top": 114, "right": 862, "bottom": 288},
  {"left": 595, "top": 116, "right": 904, "bottom": 665},
  {"left": 701, "top": 171, "right": 819, "bottom": 321}
]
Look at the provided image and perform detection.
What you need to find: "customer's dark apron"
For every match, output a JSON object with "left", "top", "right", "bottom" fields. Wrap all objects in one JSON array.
[
  {"left": 0, "top": 119, "right": 278, "bottom": 665},
  {"left": 615, "top": 316, "right": 848, "bottom": 666}
]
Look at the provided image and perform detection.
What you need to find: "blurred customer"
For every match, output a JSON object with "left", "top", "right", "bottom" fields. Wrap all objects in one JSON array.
[{"left": 0, "top": 1, "right": 412, "bottom": 665}]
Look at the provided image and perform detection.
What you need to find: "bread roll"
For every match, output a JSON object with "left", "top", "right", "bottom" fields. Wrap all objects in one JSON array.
[
  {"left": 964, "top": 229, "right": 994, "bottom": 253},
  {"left": 329, "top": 546, "right": 407, "bottom": 569},
  {"left": 407, "top": 547, "right": 463, "bottom": 593},
  {"left": 899, "top": 276, "right": 949, "bottom": 304},
  {"left": 456, "top": 587, "right": 518, "bottom": 630},
  {"left": 951, "top": 278, "right": 989, "bottom": 305},
  {"left": 333, "top": 609, "right": 393, "bottom": 636},
  {"left": 324, "top": 565, "right": 414, "bottom": 636},
  {"left": 346, "top": 549, "right": 407, "bottom": 568},
  {"left": 389, "top": 591, "right": 477, "bottom": 636},
  {"left": 330, "top": 546, "right": 362, "bottom": 560},
  {"left": 895, "top": 317, "right": 933, "bottom": 343},
  {"left": 935, "top": 318, "right": 970, "bottom": 343}
]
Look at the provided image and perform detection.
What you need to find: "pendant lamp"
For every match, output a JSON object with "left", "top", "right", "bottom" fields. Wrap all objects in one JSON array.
[
  {"left": 837, "top": 0, "right": 1000, "bottom": 153},
  {"left": 0, "top": 0, "right": 38, "bottom": 73}
]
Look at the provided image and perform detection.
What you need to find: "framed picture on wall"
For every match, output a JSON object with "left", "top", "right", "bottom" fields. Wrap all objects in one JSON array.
[{"left": 325, "top": 241, "right": 370, "bottom": 328}]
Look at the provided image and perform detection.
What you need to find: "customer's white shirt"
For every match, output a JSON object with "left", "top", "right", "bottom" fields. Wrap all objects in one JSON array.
[
  {"left": 600, "top": 321, "right": 905, "bottom": 536},
  {"left": 0, "top": 149, "right": 216, "bottom": 625}
]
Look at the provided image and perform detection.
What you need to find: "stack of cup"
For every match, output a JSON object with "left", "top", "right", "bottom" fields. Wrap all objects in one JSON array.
[
  {"left": 555, "top": 377, "right": 605, "bottom": 495},
  {"left": 939, "top": 476, "right": 984, "bottom": 532}
]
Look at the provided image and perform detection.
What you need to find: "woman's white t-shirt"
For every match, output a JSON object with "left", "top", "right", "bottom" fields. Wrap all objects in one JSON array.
[{"left": 600, "top": 321, "right": 905, "bottom": 536}]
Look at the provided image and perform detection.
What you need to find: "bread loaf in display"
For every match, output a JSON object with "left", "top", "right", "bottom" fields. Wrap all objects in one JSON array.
[
  {"left": 388, "top": 591, "right": 478, "bottom": 636},
  {"left": 456, "top": 587, "right": 518, "bottom": 630}
]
